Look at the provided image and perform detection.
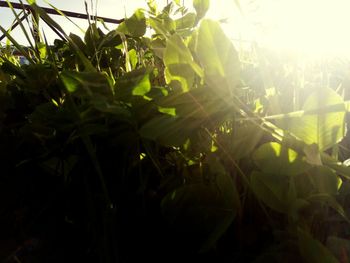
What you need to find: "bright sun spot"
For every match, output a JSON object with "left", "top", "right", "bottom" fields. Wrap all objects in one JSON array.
[{"left": 216, "top": 0, "right": 350, "bottom": 57}]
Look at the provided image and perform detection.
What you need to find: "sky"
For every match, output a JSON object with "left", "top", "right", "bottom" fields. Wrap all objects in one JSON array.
[
  {"left": 2, "top": 0, "right": 350, "bottom": 57},
  {"left": 0, "top": 0, "right": 156, "bottom": 44},
  {"left": 0, "top": 0, "right": 242, "bottom": 44}
]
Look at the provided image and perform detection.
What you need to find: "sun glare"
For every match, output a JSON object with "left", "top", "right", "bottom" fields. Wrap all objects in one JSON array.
[{"left": 220, "top": 0, "right": 350, "bottom": 57}]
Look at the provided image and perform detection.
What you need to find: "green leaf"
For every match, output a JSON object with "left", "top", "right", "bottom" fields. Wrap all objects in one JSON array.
[
  {"left": 150, "top": 38, "right": 166, "bottom": 58},
  {"left": 155, "top": 88, "right": 228, "bottom": 121},
  {"left": 128, "top": 49, "right": 138, "bottom": 70},
  {"left": 230, "top": 124, "right": 264, "bottom": 160},
  {"left": 140, "top": 115, "right": 203, "bottom": 146},
  {"left": 161, "top": 157, "right": 238, "bottom": 251},
  {"left": 98, "top": 30, "right": 122, "bottom": 49},
  {"left": 196, "top": 19, "right": 240, "bottom": 97},
  {"left": 193, "top": 0, "right": 210, "bottom": 21},
  {"left": 287, "top": 88, "right": 346, "bottom": 151},
  {"left": 37, "top": 42, "right": 47, "bottom": 59},
  {"left": 69, "top": 33, "right": 86, "bottom": 52},
  {"left": 308, "top": 166, "right": 341, "bottom": 195},
  {"left": 149, "top": 16, "right": 176, "bottom": 35},
  {"left": 115, "top": 68, "right": 151, "bottom": 101},
  {"left": 253, "top": 142, "right": 311, "bottom": 176},
  {"left": 307, "top": 194, "right": 349, "bottom": 223},
  {"left": 84, "top": 23, "right": 101, "bottom": 53},
  {"left": 118, "top": 9, "right": 146, "bottom": 37},
  {"left": 60, "top": 71, "right": 113, "bottom": 97},
  {"left": 175, "top": 13, "right": 196, "bottom": 30},
  {"left": 298, "top": 228, "right": 339, "bottom": 263},
  {"left": 250, "top": 171, "right": 291, "bottom": 213},
  {"left": 163, "top": 34, "right": 199, "bottom": 91}
]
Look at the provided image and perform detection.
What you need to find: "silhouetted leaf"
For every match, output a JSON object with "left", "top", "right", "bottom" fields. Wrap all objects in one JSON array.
[
  {"left": 298, "top": 228, "right": 339, "bottom": 263},
  {"left": 253, "top": 142, "right": 311, "bottom": 176}
]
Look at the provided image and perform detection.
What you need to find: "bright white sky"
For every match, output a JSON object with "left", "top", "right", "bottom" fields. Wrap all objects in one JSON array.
[{"left": 1, "top": 0, "right": 350, "bottom": 57}]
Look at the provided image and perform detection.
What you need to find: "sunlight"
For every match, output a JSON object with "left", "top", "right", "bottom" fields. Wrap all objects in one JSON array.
[{"left": 219, "top": 0, "right": 350, "bottom": 57}]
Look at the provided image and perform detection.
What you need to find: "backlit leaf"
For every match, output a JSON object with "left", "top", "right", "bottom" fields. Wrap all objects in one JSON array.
[
  {"left": 287, "top": 88, "right": 346, "bottom": 151},
  {"left": 196, "top": 19, "right": 240, "bottom": 97},
  {"left": 118, "top": 9, "right": 146, "bottom": 37},
  {"left": 193, "top": 0, "right": 210, "bottom": 21},
  {"left": 253, "top": 142, "right": 311, "bottom": 176}
]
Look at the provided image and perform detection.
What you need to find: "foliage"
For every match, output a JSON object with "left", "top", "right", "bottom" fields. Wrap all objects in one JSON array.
[{"left": 1, "top": 0, "right": 350, "bottom": 262}]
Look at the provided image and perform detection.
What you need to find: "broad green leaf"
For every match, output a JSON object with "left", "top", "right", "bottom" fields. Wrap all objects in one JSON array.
[
  {"left": 60, "top": 71, "right": 113, "bottom": 97},
  {"left": 69, "top": 33, "right": 86, "bottom": 52},
  {"left": 201, "top": 155, "right": 240, "bottom": 251},
  {"left": 163, "top": 34, "right": 198, "bottom": 91},
  {"left": 161, "top": 157, "right": 238, "bottom": 251},
  {"left": 150, "top": 38, "right": 166, "bottom": 58},
  {"left": 298, "top": 228, "right": 339, "bottom": 263},
  {"left": 164, "top": 34, "right": 193, "bottom": 64},
  {"left": 250, "top": 171, "right": 290, "bottom": 213},
  {"left": 193, "top": 0, "right": 210, "bottom": 21},
  {"left": 230, "top": 124, "right": 264, "bottom": 160},
  {"left": 139, "top": 115, "right": 203, "bottom": 147},
  {"left": 117, "top": 9, "right": 146, "bottom": 37},
  {"left": 308, "top": 166, "right": 341, "bottom": 195},
  {"left": 149, "top": 16, "right": 176, "bottom": 35},
  {"left": 175, "top": 13, "right": 196, "bottom": 30},
  {"left": 196, "top": 19, "right": 240, "bottom": 96},
  {"left": 287, "top": 88, "right": 346, "bottom": 151},
  {"left": 165, "top": 64, "right": 195, "bottom": 91},
  {"left": 115, "top": 68, "right": 151, "bottom": 101},
  {"left": 155, "top": 88, "right": 228, "bottom": 120},
  {"left": 253, "top": 142, "right": 311, "bottom": 176},
  {"left": 307, "top": 194, "right": 349, "bottom": 223},
  {"left": 98, "top": 30, "right": 122, "bottom": 49}
]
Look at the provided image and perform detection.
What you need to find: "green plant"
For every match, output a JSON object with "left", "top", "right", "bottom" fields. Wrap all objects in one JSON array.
[{"left": 1, "top": 0, "right": 350, "bottom": 262}]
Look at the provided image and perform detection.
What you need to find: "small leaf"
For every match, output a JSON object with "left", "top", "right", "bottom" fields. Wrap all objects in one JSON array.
[{"left": 128, "top": 49, "right": 138, "bottom": 70}]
